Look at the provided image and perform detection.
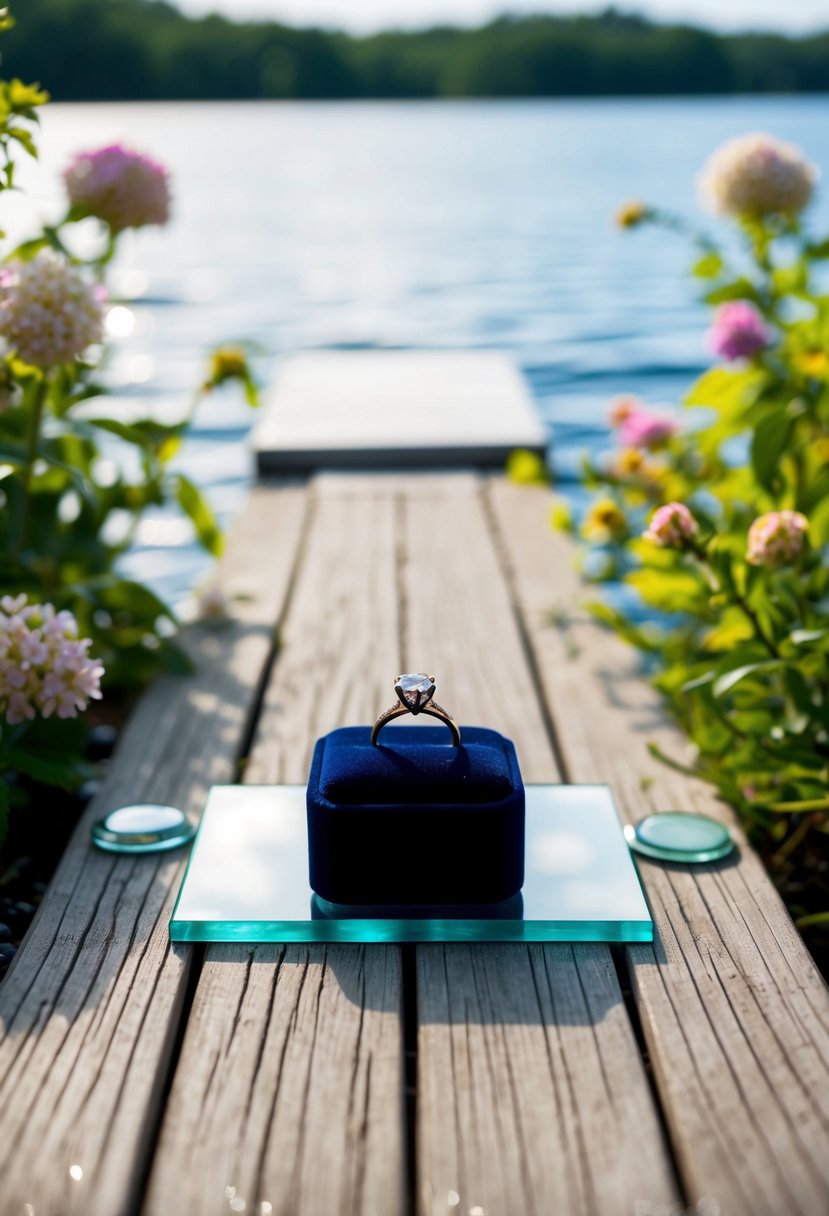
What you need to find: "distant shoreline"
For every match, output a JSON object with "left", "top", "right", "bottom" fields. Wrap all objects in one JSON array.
[
  {"left": 39, "top": 93, "right": 829, "bottom": 107},
  {"left": 10, "top": 3, "right": 829, "bottom": 102}
]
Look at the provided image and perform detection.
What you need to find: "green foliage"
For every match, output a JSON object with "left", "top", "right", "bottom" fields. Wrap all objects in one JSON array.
[
  {"left": 2, "top": 2, "right": 829, "bottom": 101},
  {"left": 575, "top": 162, "right": 829, "bottom": 949}
]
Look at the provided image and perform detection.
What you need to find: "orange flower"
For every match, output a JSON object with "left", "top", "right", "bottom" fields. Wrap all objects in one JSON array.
[{"left": 616, "top": 200, "right": 648, "bottom": 229}]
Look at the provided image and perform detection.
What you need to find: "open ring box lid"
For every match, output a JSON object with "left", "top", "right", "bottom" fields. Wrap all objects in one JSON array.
[{"left": 306, "top": 725, "right": 525, "bottom": 905}]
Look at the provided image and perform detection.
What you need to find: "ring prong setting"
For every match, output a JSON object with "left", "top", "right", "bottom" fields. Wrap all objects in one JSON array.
[{"left": 394, "top": 673, "right": 436, "bottom": 715}]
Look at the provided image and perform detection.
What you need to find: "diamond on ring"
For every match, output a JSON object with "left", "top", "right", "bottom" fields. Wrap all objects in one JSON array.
[{"left": 371, "top": 673, "right": 461, "bottom": 747}]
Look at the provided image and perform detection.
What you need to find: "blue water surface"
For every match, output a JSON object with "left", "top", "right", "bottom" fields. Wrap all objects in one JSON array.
[{"left": 10, "top": 96, "right": 829, "bottom": 607}]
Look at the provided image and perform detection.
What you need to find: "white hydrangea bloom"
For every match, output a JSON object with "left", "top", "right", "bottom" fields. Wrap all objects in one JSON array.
[
  {"left": 699, "top": 132, "right": 817, "bottom": 219},
  {"left": 0, "top": 250, "right": 104, "bottom": 369}
]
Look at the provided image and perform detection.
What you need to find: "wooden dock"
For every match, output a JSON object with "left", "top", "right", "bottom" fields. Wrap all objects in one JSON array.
[
  {"left": 0, "top": 471, "right": 827, "bottom": 1216},
  {"left": 252, "top": 351, "right": 547, "bottom": 472}
]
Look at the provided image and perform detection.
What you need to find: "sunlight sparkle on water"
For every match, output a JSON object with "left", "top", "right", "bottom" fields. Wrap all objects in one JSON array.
[{"left": 106, "top": 305, "right": 135, "bottom": 337}]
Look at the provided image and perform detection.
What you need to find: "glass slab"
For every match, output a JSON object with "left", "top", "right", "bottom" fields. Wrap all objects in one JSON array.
[{"left": 170, "top": 784, "right": 653, "bottom": 943}]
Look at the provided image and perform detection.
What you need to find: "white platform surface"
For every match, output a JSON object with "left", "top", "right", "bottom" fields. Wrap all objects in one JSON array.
[{"left": 252, "top": 351, "right": 546, "bottom": 472}]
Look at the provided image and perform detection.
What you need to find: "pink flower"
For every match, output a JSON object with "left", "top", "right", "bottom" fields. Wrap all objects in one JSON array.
[
  {"left": 746, "top": 510, "right": 808, "bottom": 567},
  {"left": 619, "top": 408, "right": 677, "bottom": 451},
  {"left": 709, "top": 301, "right": 771, "bottom": 362},
  {"left": 643, "top": 502, "right": 699, "bottom": 549},
  {"left": 63, "top": 143, "right": 171, "bottom": 232},
  {"left": 0, "top": 596, "right": 103, "bottom": 724}
]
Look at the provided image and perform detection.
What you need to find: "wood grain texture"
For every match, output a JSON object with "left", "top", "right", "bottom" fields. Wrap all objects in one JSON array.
[
  {"left": 144, "top": 475, "right": 407, "bottom": 1216},
  {"left": 403, "top": 473, "right": 679, "bottom": 1216},
  {"left": 487, "top": 476, "right": 829, "bottom": 1216},
  {"left": 0, "top": 482, "right": 309, "bottom": 1216}
]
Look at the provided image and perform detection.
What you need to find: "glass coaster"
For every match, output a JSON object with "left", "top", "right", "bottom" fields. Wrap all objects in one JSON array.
[
  {"left": 91, "top": 805, "right": 196, "bottom": 854},
  {"left": 624, "top": 811, "right": 734, "bottom": 864}
]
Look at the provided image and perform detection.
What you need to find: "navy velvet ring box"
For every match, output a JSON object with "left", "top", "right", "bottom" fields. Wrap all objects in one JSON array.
[{"left": 306, "top": 725, "right": 525, "bottom": 905}]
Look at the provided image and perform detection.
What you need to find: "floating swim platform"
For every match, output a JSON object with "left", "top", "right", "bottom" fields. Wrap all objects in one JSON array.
[{"left": 252, "top": 350, "right": 546, "bottom": 472}]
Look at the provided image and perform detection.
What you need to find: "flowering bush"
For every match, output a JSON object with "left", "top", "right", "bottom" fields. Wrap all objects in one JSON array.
[
  {"left": 0, "top": 10, "right": 259, "bottom": 840},
  {"left": 571, "top": 131, "right": 829, "bottom": 946},
  {"left": 0, "top": 595, "right": 103, "bottom": 841}
]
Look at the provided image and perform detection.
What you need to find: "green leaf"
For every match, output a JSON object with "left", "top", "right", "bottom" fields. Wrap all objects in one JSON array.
[
  {"left": 704, "top": 278, "right": 761, "bottom": 306},
  {"left": 85, "top": 576, "right": 177, "bottom": 624},
  {"left": 81, "top": 417, "right": 156, "bottom": 449},
  {"left": 790, "top": 628, "right": 829, "bottom": 646},
  {"left": 750, "top": 409, "right": 791, "bottom": 491},
  {"left": 804, "top": 238, "right": 829, "bottom": 262},
  {"left": 684, "top": 366, "right": 761, "bottom": 415},
  {"left": 712, "top": 660, "right": 780, "bottom": 698},
  {"left": 2, "top": 746, "right": 88, "bottom": 789},
  {"left": 0, "top": 779, "right": 8, "bottom": 849},
  {"left": 7, "top": 125, "right": 37, "bottom": 158},
  {"left": 174, "top": 474, "right": 223, "bottom": 556},
  {"left": 158, "top": 639, "right": 195, "bottom": 675},
  {"left": 692, "top": 252, "right": 723, "bottom": 279},
  {"left": 680, "top": 671, "right": 715, "bottom": 693},
  {"left": 626, "top": 567, "right": 704, "bottom": 613}
]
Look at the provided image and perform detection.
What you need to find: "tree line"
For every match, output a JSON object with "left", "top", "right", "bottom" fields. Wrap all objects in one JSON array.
[{"left": 7, "top": 1, "right": 829, "bottom": 100}]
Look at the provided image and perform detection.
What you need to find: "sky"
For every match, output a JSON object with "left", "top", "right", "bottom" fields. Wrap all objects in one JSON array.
[{"left": 175, "top": 0, "right": 829, "bottom": 37}]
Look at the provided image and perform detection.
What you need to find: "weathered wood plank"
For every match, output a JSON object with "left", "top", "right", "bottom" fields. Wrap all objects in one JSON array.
[
  {"left": 403, "top": 473, "right": 680, "bottom": 1216},
  {"left": 0, "top": 482, "right": 310, "bottom": 1216},
  {"left": 144, "top": 475, "right": 407, "bottom": 1216},
  {"left": 487, "top": 476, "right": 829, "bottom": 1216}
]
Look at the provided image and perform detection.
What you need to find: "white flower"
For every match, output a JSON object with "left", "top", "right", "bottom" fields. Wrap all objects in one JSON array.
[
  {"left": 0, "top": 250, "right": 103, "bottom": 369},
  {"left": 699, "top": 133, "right": 817, "bottom": 219},
  {"left": 0, "top": 595, "right": 104, "bottom": 724}
]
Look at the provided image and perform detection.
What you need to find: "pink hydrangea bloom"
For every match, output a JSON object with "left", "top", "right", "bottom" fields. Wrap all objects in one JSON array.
[
  {"left": 699, "top": 133, "right": 817, "bottom": 219},
  {"left": 618, "top": 407, "right": 677, "bottom": 450},
  {"left": 63, "top": 143, "right": 171, "bottom": 232},
  {"left": 0, "top": 250, "right": 103, "bottom": 368},
  {"left": 643, "top": 502, "right": 699, "bottom": 549},
  {"left": 746, "top": 510, "right": 808, "bottom": 567},
  {"left": 708, "top": 301, "right": 771, "bottom": 362},
  {"left": 0, "top": 595, "right": 104, "bottom": 725}
]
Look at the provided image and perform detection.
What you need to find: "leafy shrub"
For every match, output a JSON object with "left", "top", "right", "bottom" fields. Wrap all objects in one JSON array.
[{"left": 569, "top": 132, "right": 829, "bottom": 944}]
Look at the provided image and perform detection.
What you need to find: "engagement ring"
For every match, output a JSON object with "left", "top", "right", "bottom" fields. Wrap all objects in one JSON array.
[{"left": 371, "top": 673, "right": 461, "bottom": 746}]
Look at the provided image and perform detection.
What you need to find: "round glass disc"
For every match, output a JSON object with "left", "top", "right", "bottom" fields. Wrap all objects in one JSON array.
[
  {"left": 624, "top": 811, "right": 734, "bottom": 864},
  {"left": 91, "top": 804, "right": 196, "bottom": 854}
]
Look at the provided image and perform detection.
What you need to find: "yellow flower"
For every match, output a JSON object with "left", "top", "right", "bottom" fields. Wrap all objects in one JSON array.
[
  {"left": 207, "top": 346, "right": 249, "bottom": 385},
  {"left": 794, "top": 349, "right": 829, "bottom": 379},
  {"left": 203, "top": 345, "right": 259, "bottom": 406},
  {"left": 582, "top": 498, "right": 628, "bottom": 543},
  {"left": 616, "top": 200, "right": 648, "bottom": 230},
  {"left": 507, "top": 448, "right": 548, "bottom": 486},
  {"left": 549, "top": 499, "right": 573, "bottom": 533},
  {"left": 614, "top": 447, "right": 647, "bottom": 477}
]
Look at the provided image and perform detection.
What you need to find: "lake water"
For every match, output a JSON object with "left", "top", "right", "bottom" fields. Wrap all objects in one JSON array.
[{"left": 10, "top": 97, "right": 829, "bottom": 608}]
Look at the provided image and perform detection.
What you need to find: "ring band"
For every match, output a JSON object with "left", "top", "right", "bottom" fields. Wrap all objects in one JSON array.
[{"left": 371, "top": 673, "right": 461, "bottom": 747}]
